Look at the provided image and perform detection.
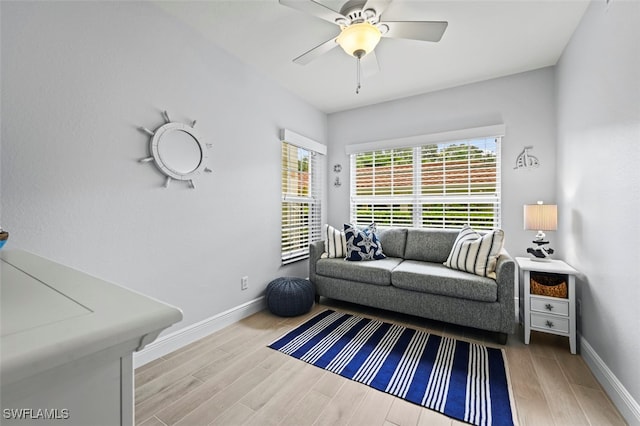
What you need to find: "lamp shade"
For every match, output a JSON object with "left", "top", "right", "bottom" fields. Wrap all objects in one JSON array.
[
  {"left": 523, "top": 203, "right": 557, "bottom": 231},
  {"left": 336, "top": 22, "right": 381, "bottom": 58}
]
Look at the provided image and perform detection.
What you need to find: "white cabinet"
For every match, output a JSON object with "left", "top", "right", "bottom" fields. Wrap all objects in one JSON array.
[
  {"left": 1, "top": 250, "right": 182, "bottom": 425},
  {"left": 516, "top": 257, "right": 579, "bottom": 354}
]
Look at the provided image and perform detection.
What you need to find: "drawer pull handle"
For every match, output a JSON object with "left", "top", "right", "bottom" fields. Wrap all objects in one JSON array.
[
  {"left": 545, "top": 320, "right": 554, "bottom": 328},
  {"left": 545, "top": 303, "right": 554, "bottom": 311}
]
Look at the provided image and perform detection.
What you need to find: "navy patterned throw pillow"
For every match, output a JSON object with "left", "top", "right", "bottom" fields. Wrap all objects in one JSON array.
[{"left": 343, "top": 223, "right": 386, "bottom": 261}]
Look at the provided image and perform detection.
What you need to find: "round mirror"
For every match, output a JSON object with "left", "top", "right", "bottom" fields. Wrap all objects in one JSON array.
[
  {"left": 140, "top": 111, "right": 212, "bottom": 189},
  {"left": 157, "top": 130, "right": 202, "bottom": 174},
  {"left": 146, "top": 120, "right": 209, "bottom": 188}
]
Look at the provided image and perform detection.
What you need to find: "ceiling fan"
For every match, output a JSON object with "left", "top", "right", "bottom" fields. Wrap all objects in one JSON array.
[{"left": 279, "top": 0, "right": 448, "bottom": 93}]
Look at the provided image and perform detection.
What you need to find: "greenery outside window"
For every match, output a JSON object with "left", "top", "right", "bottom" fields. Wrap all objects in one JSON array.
[{"left": 350, "top": 137, "right": 501, "bottom": 230}]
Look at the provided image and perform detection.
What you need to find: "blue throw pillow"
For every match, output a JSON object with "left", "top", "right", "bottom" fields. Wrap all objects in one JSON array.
[{"left": 343, "top": 223, "right": 386, "bottom": 261}]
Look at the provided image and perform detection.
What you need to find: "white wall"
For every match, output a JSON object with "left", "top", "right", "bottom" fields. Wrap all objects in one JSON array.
[
  {"left": 0, "top": 2, "right": 326, "bottom": 337},
  {"left": 556, "top": 0, "right": 640, "bottom": 422},
  {"left": 327, "top": 68, "right": 558, "bottom": 257}
]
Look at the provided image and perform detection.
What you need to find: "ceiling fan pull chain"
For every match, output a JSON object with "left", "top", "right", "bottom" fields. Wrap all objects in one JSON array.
[{"left": 356, "top": 57, "right": 361, "bottom": 94}]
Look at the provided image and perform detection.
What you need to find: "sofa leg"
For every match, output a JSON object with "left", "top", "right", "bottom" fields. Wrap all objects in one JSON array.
[
  {"left": 314, "top": 294, "right": 320, "bottom": 304},
  {"left": 495, "top": 332, "right": 508, "bottom": 345}
]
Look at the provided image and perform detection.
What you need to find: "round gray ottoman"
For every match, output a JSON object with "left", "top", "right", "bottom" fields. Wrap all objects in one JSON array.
[{"left": 266, "top": 277, "right": 315, "bottom": 317}]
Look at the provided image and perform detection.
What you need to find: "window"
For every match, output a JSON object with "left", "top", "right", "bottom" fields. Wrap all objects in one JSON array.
[
  {"left": 281, "top": 140, "right": 323, "bottom": 264},
  {"left": 350, "top": 137, "right": 501, "bottom": 230}
]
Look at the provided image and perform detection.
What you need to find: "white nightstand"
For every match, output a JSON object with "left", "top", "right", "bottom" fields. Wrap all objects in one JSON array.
[{"left": 516, "top": 257, "right": 579, "bottom": 354}]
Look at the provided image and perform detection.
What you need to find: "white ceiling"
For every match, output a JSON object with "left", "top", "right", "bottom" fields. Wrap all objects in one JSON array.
[{"left": 155, "top": 0, "right": 589, "bottom": 114}]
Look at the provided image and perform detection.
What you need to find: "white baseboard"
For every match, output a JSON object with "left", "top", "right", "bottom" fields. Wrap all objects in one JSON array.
[
  {"left": 134, "top": 296, "right": 266, "bottom": 368},
  {"left": 580, "top": 335, "right": 640, "bottom": 426}
]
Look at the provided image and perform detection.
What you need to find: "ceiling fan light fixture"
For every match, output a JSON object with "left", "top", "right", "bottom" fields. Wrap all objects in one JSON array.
[{"left": 336, "top": 22, "right": 381, "bottom": 58}]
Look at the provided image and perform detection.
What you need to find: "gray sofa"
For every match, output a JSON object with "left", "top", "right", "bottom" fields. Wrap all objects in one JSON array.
[{"left": 309, "top": 227, "right": 516, "bottom": 343}]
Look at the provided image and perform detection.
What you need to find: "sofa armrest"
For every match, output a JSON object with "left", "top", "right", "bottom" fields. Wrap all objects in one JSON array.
[
  {"left": 494, "top": 251, "right": 516, "bottom": 332},
  {"left": 308, "top": 240, "right": 325, "bottom": 283}
]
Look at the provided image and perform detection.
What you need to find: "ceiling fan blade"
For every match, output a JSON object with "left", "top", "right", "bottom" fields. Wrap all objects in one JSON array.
[
  {"left": 363, "top": 0, "right": 392, "bottom": 16},
  {"left": 279, "top": 0, "right": 346, "bottom": 25},
  {"left": 361, "top": 50, "right": 380, "bottom": 78},
  {"left": 293, "top": 36, "right": 339, "bottom": 65},
  {"left": 381, "top": 21, "right": 448, "bottom": 42}
]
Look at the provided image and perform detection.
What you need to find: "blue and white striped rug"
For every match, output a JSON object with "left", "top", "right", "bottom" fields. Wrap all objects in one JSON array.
[{"left": 269, "top": 310, "right": 516, "bottom": 426}]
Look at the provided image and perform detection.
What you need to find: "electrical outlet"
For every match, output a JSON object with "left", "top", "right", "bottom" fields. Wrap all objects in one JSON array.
[{"left": 241, "top": 276, "right": 248, "bottom": 291}]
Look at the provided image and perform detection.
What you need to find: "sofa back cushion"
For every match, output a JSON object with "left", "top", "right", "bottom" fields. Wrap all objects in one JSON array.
[
  {"left": 404, "top": 228, "right": 459, "bottom": 263},
  {"left": 375, "top": 227, "right": 408, "bottom": 258}
]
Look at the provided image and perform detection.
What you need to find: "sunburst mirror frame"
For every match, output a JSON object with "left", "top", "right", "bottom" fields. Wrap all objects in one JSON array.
[{"left": 139, "top": 110, "right": 212, "bottom": 189}]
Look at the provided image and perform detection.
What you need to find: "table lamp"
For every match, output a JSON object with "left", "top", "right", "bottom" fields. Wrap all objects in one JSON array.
[{"left": 523, "top": 201, "right": 557, "bottom": 261}]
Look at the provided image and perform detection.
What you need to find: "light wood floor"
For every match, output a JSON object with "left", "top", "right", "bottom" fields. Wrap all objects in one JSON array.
[{"left": 135, "top": 299, "right": 627, "bottom": 426}]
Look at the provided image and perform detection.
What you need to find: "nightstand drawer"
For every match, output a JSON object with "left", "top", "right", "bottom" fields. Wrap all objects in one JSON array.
[
  {"left": 530, "top": 298, "right": 569, "bottom": 316},
  {"left": 531, "top": 313, "right": 570, "bottom": 333}
]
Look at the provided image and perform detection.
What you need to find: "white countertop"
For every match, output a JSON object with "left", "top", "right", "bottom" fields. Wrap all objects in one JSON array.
[{"left": 1, "top": 250, "right": 183, "bottom": 385}]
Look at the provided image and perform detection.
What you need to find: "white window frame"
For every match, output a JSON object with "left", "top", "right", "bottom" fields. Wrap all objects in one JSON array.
[
  {"left": 347, "top": 125, "right": 504, "bottom": 230},
  {"left": 281, "top": 129, "right": 326, "bottom": 264}
]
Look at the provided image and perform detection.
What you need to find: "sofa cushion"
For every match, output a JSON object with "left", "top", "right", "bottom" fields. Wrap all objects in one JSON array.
[
  {"left": 316, "top": 257, "right": 403, "bottom": 286},
  {"left": 403, "top": 228, "right": 459, "bottom": 263},
  {"left": 376, "top": 227, "right": 408, "bottom": 258},
  {"left": 322, "top": 224, "right": 347, "bottom": 258},
  {"left": 391, "top": 260, "right": 497, "bottom": 302},
  {"left": 444, "top": 225, "right": 504, "bottom": 279},
  {"left": 344, "top": 223, "right": 386, "bottom": 261}
]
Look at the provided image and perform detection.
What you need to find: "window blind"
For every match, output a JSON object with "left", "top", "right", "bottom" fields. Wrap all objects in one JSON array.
[
  {"left": 281, "top": 141, "right": 322, "bottom": 264},
  {"left": 350, "top": 137, "right": 501, "bottom": 230}
]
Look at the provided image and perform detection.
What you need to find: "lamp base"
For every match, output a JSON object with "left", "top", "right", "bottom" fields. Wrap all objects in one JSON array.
[
  {"left": 529, "top": 256, "right": 552, "bottom": 262},
  {"left": 527, "top": 245, "right": 554, "bottom": 261}
]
